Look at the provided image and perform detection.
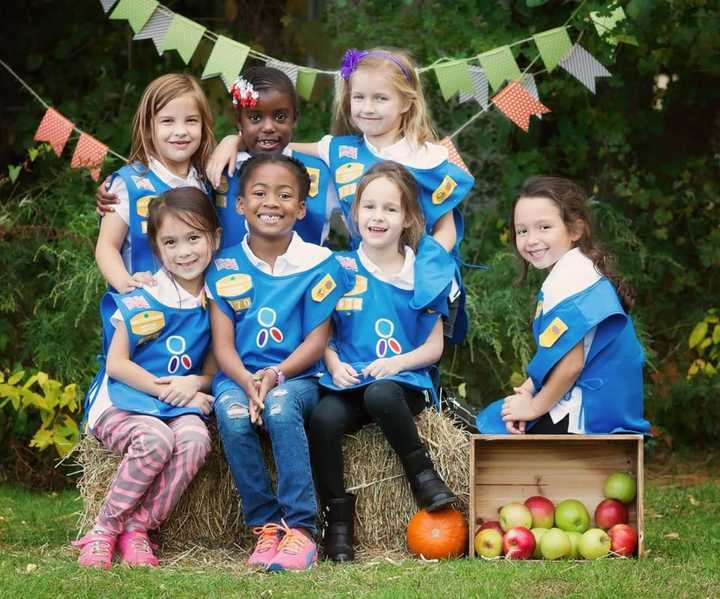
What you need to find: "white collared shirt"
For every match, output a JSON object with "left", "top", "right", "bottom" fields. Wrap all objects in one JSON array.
[
  {"left": 357, "top": 243, "right": 415, "bottom": 290},
  {"left": 318, "top": 135, "right": 448, "bottom": 170}
]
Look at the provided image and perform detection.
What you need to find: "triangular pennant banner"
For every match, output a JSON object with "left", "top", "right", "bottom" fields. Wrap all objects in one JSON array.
[
  {"left": 34, "top": 108, "right": 74, "bottom": 157},
  {"left": 533, "top": 27, "right": 572, "bottom": 73},
  {"left": 133, "top": 6, "right": 172, "bottom": 55},
  {"left": 478, "top": 46, "right": 521, "bottom": 92},
  {"left": 434, "top": 61, "right": 474, "bottom": 101},
  {"left": 266, "top": 59, "right": 300, "bottom": 85},
  {"left": 161, "top": 13, "right": 205, "bottom": 64},
  {"left": 440, "top": 137, "right": 470, "bottom": 175},
  {"left": 109, "top": 0, "right": 157, "bottom": 34},
  {"left": 590, "top": 6, "right": 628, "bottom": 46},
  {"left": 99, "top": 0, "right": 118, "bottom": 13},
  {"left": 459, "top": 66, "right": 489, "bottom": 108},
  {"left": 491, "top": 81, "right": 550, "bottom": 132},
  {"left": 559, "top": 44, "right": 611, "bottom": 94},
  {"left": 520, "top": 73, "right": 539, "bottom": 100},
  {"left": 70, "top": 133, "right": 108, "bottom": 181},
  {"left": 333, "top": 72, "right": 343, "bottom": 98},
  {"left": 296, "top": 69, "right": 317, "bottom": 101},
  {"left": 202, "top": 36, "right": 250, "bottom": 89}
]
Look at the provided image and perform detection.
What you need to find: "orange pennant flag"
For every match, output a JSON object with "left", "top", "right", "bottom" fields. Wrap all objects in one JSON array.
[
  {"left": 440, "top": 137, "right": 471, "bottom": 175},
  {"left": 491, "top": 81, "right": 550, "bottom": 132},
  {"left": 70, "top": 133, "right": 108, "bottom": 181},
  {"left": 34, "top": 107, "right": 74, "bottom": 157}
]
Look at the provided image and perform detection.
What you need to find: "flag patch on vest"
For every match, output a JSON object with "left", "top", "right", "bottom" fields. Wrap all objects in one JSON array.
[
  {"left": 214, "top": 257, "right": 239, "bottom": 271},
  {"left": 311, "top": 274, "right": 336, "bottom": 302},
  {"left": 216, "top": 273, "right": 253, "bottom": 297},
  {"left": 339, "top": 145, "right": 358, "bottom": 159},
  {"left": 122, "top": 295, "right": 150, "bottom": 310},
  {"left": 539, "top": 317, "right": 568, "bottom": 347},
  {"left": 336, "top": 255, "right": 358, "bottom": 271},
  {"left": 335, "top": 162, "right": 364, "bottom": 185},
  {"left": 431, "top": 175, "right": 457, "bottom": 205},
  {"left": 129, "top": 310, "right": 165, "bottom": 337},
  {"left": 336, "top": 297, "right": 363, "bottom": 311},
  {"left": 132, "top": 176, "right": 156, "bottom": 192},
  {"left": 306, "top": 167, "right": 320, "bottom": 197},
  {"left": 136, "top": 195, "right": 156, "bottom": 217}
]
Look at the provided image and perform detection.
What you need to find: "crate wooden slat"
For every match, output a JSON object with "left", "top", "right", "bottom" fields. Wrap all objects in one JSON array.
[{"left": 469, "top": 434, "right": 644, "bottom": 559}]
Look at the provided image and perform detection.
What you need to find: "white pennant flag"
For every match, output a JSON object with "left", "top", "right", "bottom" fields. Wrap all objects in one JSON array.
[
  {"left": 334, "top": 72, "right": 344, "bottom": 99},
  {"left": 459, "top": 66, "right": 489, "bottom": 108},
  {"left": 99, "top": 0, "right": 117, "bottom": 13},
  {"left": 133, "top": 7, "right": 172, "bottom": 55},
  {"left": 266, "top": 59, "right": 300, "bottom": 85},
  {"left": 559, "top": 44, "right": 611, "bottom": 94}
]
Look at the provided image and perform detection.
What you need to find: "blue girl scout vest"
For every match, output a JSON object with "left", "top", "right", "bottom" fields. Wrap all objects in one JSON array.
[
  {"left": 214, "top": 152, "right": 333, "bottom": 248},
  {"left": 206, "top": 245, "right": 353, "bottom": 398},
  {"left": 320, "top": 236, "right": 454, "bottom": 404},
  {"left": 84, "top": 288, "right": 211, "bottom": 423},
  {"left": 475, "top": 278, "right": 651, "bottom": 434}
]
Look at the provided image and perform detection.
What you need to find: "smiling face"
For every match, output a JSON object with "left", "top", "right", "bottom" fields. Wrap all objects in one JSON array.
[
  {"left": 355, "top": 176, "right": 407, "bottom": 252},
  {"left": 238, "top": 89, "right": 296, "bottom": 155},
  {"left": 513, "top": 196, "right": 581, "bottom": 270},
  {"left": 152, "top": 93, "right": 202, "bottom": 177},
  {"left": 238, "top": 162, "right": 306, "bottom": 241}
]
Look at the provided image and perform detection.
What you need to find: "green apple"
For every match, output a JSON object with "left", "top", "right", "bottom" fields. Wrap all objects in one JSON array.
[
  {"left": 540, "top": 527, "right": 571, "bottom": 560},
  {"left": 555, "top": 499, "right": 590, "bottom": 533},
  {"left": 603, "top": 471, "right": 637, "bottom": 503},
  {"left": 498, "top": 502, "right": 533, "bottom": 531},
  {"left": 579, "top": 528, "right": 611, "bottom": 560},
  {"left": 567, "top": 531, "right": 583, "bottom": 559},
  {"left": 531, "top": 528, "right": 549, "bottom": 558}
]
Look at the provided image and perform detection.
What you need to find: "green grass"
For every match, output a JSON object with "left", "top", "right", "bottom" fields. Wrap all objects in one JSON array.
[{"left": 1, "top": 474, "right": 719, "bottom": 599}]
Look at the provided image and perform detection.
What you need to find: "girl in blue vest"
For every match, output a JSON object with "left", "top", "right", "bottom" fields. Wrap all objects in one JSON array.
[
  {"left": 205, "top": 154, "right": 352, "bottom": 572},
  {"left": 75, "top": 187, "right": 221, "bottom": 570},
  {"left": 308, "top": 162, "right": 457, "bottom": 562},
  {"left": 476, "top": 176, "right": 651, "bottom": 436},
  {"left": 94, "top": 73, "right": 215, "bottom": 293}
]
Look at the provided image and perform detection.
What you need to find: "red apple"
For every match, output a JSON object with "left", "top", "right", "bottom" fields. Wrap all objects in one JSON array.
[
  {"left": 502, "top": 526, "right": 535, "bottom": 560},
  {"left": 525, "top": 496, "right": 555, "bottom": 529},
  {"left": 594, "top": 499, "right": 629, "bottom": 530},
  {"left": 474, "top": 528, "right": 503, "bottom": 558},
  {"left": 607, "top": 524, "right": 638, "bottom": 557},
  {"left": 478, "top": 520, "right": 504, "bottom": 535},
  {"left": 499, "top": 502, "right": 533, "bottom": 531}
]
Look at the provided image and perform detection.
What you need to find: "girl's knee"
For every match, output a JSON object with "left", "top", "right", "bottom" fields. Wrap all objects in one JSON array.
[
  {"left": 214, "top": 392, "right": 252, "bottom": 434},
  {"left": 363, "top": 381, "right": 403, "bottom": 416},
  {"left": 136, "top": 422, "right": 175, "bottom": 463},
  {"left": 308, "top": 401, "right": 347, "bottom": 442},
  {"left": 176, "top": 419, "right": 212, "bottom": 459}
]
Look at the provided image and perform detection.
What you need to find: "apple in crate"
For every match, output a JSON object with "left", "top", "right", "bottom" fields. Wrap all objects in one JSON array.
[
  {"left": 474, "top": 528, "right": 503, "bottom": 558},
  {"left": 607, "top": 524, "right": 638, "bottom": 557},
  {"left": 603, "top": 471, "right": 637, "bottom": 503},
  {"left": 478, "top": 520, "right": 504, "bottom": 535},
  {"left": 579, "top": 528, "right": 611, "bottom": 560},
  {"left": 531, "top": 528, "right": 549, "bottom": 558},
  {"left": 524, "top": 496, "right": 555, "bottom": 529},
  {"left": 540, "top": 527, "right": 571, "bottom": 560},
  {"left": 499, "top": 502, "right": 533, "bottom": 531},
  {"left": 502, "top": 527, "right": 535, "bottom": 560},
  {"left": 555, "top": 499, "right": 590, "bottom": 533},
  {"left": 567, "top": 531, "right": 582, "bottom": 559},
  {"left": 594, "top": 498, "right": 629, "bottom": 530}
]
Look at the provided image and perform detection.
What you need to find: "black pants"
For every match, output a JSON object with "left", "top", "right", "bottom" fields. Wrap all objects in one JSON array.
[
  {"left": 528, "top": 413, "right": 570, "bottom": 434},
  {"left": 309, "top": 380, "right": 427, "bottom": 500}
]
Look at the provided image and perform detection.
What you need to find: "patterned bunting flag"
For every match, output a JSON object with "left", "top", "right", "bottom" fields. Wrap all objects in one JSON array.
[
  {"left": 266, "top": 60, "right": 300, "bottom": 85},
  {"left": 458, "top": 66, "right": 489, "bottom": 108},
  {"left": 520, "top": 74, "right": 539, "bottom": 100},
  {"left": 202, "top": 36, "right": 250, "bottom": 89},
  {"left": 491, "top": 81, "right": 550, "bottom": 132},
  {"left": 434, "top": 61, "right": 474, "bottom": 101},
  {"left": 161, "top": 14, "right": 206, "bottom": 64},
  {"left": 478, "top": 46, "right": 521, "bottom": 92},
  {"left": 34, "top": 108, "right": 74, "bottom": 157},
  {"left": 296, "top": 69, "right": 317, "bottom": 101},
  {"left": 99, "top": 0, "right": 118, "bottom": 13},
  {"left": 109, "top": 0, "right": 157, "bottom": 34},
  {"left": 590, "top": 6, "right": 627, "bottom": 45},
  {"left": 559, "top": 44, "right": 611, "bottom": 94},
  {"left": 133, "top": 6, "right": 172, "bottom": 55},
  {"left": 533, "top": 27, "right": 572, "bottom": 73},
  {"left": 440, "top": 137, "right": 470, "bottom": 175},
  {"left": 70, "top": 133, "right": 108, "bottom": 181}
]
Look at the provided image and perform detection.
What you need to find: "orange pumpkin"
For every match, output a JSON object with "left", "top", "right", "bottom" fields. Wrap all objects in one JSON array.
[{"left": 406, "top": 508, "right": 468, "bottom": 559}]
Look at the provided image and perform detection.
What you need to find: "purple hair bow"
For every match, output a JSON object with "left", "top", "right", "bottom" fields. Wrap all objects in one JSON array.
[{"left": 339, "top": 48, "right": 412, "bottom": 82}]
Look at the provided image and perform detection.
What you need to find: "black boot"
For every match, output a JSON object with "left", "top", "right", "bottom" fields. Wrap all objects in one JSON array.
[
  {"left": 323, "top": 494, "right": 355, "bottom": 562},
  {"left": 402, "top": 448, "right": 457, "bottom": 512}
]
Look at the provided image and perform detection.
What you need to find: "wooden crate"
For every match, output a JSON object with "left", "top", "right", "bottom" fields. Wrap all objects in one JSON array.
[{"left": 469, "top": 434, "right": 644, "bottom": 558}]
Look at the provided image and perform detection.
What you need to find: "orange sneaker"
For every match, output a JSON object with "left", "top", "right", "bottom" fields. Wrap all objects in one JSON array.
[{"left": 266, "top": 523, "right": 317, "bottom": 572}]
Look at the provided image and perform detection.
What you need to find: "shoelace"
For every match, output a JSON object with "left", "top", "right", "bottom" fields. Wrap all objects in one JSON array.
[
  {"left": 90, "top": 539, "right": 111, "bottom": 555},
  {"left": 275, "top": 520, "right": 305, "bottom": 556},
  {"left": 251, "top": 522, "right": 284, "bottom": 552},
  {"left": 129, "top": 535, "right": 152, "bottom": 554}
]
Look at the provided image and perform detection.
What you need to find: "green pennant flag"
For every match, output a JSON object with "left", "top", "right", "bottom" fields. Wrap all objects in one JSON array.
[
  {"left": 478, "top": 46, "right": 521, "bottom": 92},
  {"left": 109, "top": 0, "right": 157, "bottom": 34},
  {"left": 161, "top": 14, "right": 206, "bottom": 64},
  {"left": 533, "top": 27, "right": 572, "bottom": 73},
  {"left": 202, "top": 36, "right": 250, "bottom": 89},
  {"left": 296, "top": 69, "right": 317, "bottom": 101},
  {"left": 434, "top": 61, "right": 474, "bottom": 101},
  {"left": 590, "top": 6, "right": 633, "bottom": 46}
]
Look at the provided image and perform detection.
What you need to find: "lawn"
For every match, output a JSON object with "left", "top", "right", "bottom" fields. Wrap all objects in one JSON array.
[{"left": 1, "top": 451, "right": 719, "bottom": 599}]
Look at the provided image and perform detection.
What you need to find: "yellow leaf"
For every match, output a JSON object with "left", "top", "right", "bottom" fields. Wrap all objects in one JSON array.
[
  {"left": 29, "top": 428, "right": 54, "bottom": 451},
  {"left": 458, "top": 383, "right": 466, "bottom": 399},
  {"left": 60, "top": 384, "right": 79, "bottom": 412},
  {"left": 703, "top": 362, "right": 717, "bottom": 376},
  {"left": 36, "top": 372, "right": 48, "bottom": 386},
  {"left": 23, "top": 373, "right": 39, "bottom": 389},
  {"left": 7, "top": 370, "right": 25, "bottom": 386},
  {"left": 688, "top": 321, "right": 707, "bottom": 349},
  {"left": 713, "top": 324, "right": 720, "bottom": 345},
  {"left": 0, "top": 372, "right": 4, "bottom": 383},
  {"left": 43, "top": 379, "right": 62, "bottom": 410}
]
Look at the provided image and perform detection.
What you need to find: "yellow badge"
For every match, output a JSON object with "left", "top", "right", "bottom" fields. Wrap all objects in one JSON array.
[
  {"left": 229, "top": 297, "right": 252, "bottom": 312},
  {"left": 215, "top": 194, "right": 227, "bottom": 209},
  {"left": 336, "top": 297, "right": 363, "bottom": 311},
  {"left": 338, "top": 183, "right": 357, "bottom": 199},
  {"left": 539, "top": 317, "right": 568, "bottom": 348},
  {"left": 312, "top": 274, "right": 336, "bottom": 302},
  {"left": 215, "top": 175, "right": 229, "bottom": 194},
  {"left": 535, "top": 301, "right": 543, "bottom": 319},
  {"left": 136, "top": 195, "right": 156, "bottom": 218},
  {"left": 129, "top": 310, "right": 165, "bottom": 337},
  {"left": 345, "top": 275, "right": 367, "bottom": 297},
  {"left": 306, "top": 167, "right": 320, "bottom": 198},
  {"left": 335, "top": 162, "right": 364, "bottom": 185},
  {"left": 431, "top": 175, "right": 457, "bottom": 205},
  {"left": 216, "top": 273, "right": 253, "bottom": 298}
]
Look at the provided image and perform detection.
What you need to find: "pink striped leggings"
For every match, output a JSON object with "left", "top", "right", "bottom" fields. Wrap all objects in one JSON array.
[{"left": 91, "top": 407, "right": 211, "bottom": 535}]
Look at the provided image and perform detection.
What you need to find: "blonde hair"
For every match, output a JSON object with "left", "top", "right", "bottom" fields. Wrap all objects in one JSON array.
[
  {"left": 128, "top": 74, "right": 215, "bottom": 179},
  {"left": 352, "top": 161, "right": 425, "bottom": 252},
  {"left": 331, "top": 47, "right": 438, "bottom": 145}
]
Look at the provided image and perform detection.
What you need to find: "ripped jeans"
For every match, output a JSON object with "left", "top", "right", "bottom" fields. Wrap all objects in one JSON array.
[{"left": 214, "top": 377, "right": 319, "bottom": 534}]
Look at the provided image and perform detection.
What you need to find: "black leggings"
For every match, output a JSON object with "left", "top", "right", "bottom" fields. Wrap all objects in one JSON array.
[
  {"left": 529, "top": 413, "right": 570, "bottom": 434},
  {"left": 309, "top": 380, "right": 427, "bottom": 500}
]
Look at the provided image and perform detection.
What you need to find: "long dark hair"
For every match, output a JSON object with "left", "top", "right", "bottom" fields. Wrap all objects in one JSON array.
[{"left": 510, "top": 176, "right": 635, "bottom": 311}]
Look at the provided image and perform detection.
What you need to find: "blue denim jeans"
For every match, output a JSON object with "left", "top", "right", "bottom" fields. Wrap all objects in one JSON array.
[{"left": 215, "top": 377, "right": 319, "bottom": 534}]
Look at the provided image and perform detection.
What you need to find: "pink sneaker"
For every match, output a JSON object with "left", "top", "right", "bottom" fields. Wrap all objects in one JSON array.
[
  {"left": 117, "top": 529, "right": 159, "bottom": 567},
  {"left": 247, "top": 523, "right": 284, "bottom": 568},
  {"left": 266, "top": 525, "right": 318, "bottom": 572},
  {"left": 72, "top": 531, "right": 117, "bottom": 570}
]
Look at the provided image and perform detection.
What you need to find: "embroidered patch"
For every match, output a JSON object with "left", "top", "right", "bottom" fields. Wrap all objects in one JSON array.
[
  {"left": 335, "top": 162, "right": 364, "bottom": 185},
  {"left": 166, "top": 335, "right": 192, "bottom": 374},
  {"left": 256, "top": 307, "right": 283, "bottom": 348},
  {"left": 215, "top": 194, "right": 227, "bottom": 209},
  {"left": 539, "top": 317, "right": 568, "bottom": 347},
  {"left": 215, "top": 174, "right": 229, "bottom": 194},
  {"left": 132, "top": 176, "right": 156, "bottom": 192},
  {"left": 535, "top": 301, "right": 543, "bottom": 319},
  {"left": 338, "top": 183, "right": 357, "bottom": 199},
  {"left": 122, "top": 295, "right": 150, "bottom": 310},
  {"left": 336, "top": 297, "right": 363, "bottom": 311},
  {"left": 136, "top": 195, "right": 156, "bottom": 217},
  {"left": 345, "top": 275, "right": 367, "bottom": 297},
  {"left": 216, "top": 273, "right": 253, "bottom": 297},
  {"left": 374, "top": 318, "right": 402, "bottom": 357},
  {"left": 311, "top": 274, "right": 336, "bottom": 302},
  {"left": 305, "top": 166, "right": 320, "bottom": 198},
  {"left": 214, "top": 257, "right": 239, "bottom": 271},
  {"left": 336, "top": 255, "right": 358, "bottom": 272},
  {"left": 339, "top": 145, "right": 358, "bottom": 159},
  {"left": 129, "top": 310, "right": 165, "bottom": 337},
  {"left": 431, "top": 175, "right": 458, "bottom": 205},
  {"left": 229, "top": 297, "right": 252, "bottom": 312}
]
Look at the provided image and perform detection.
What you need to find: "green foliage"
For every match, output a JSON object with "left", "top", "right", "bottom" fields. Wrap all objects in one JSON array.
[{"left": 687, "top": 309, "right": 720, "bottom": 378}]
